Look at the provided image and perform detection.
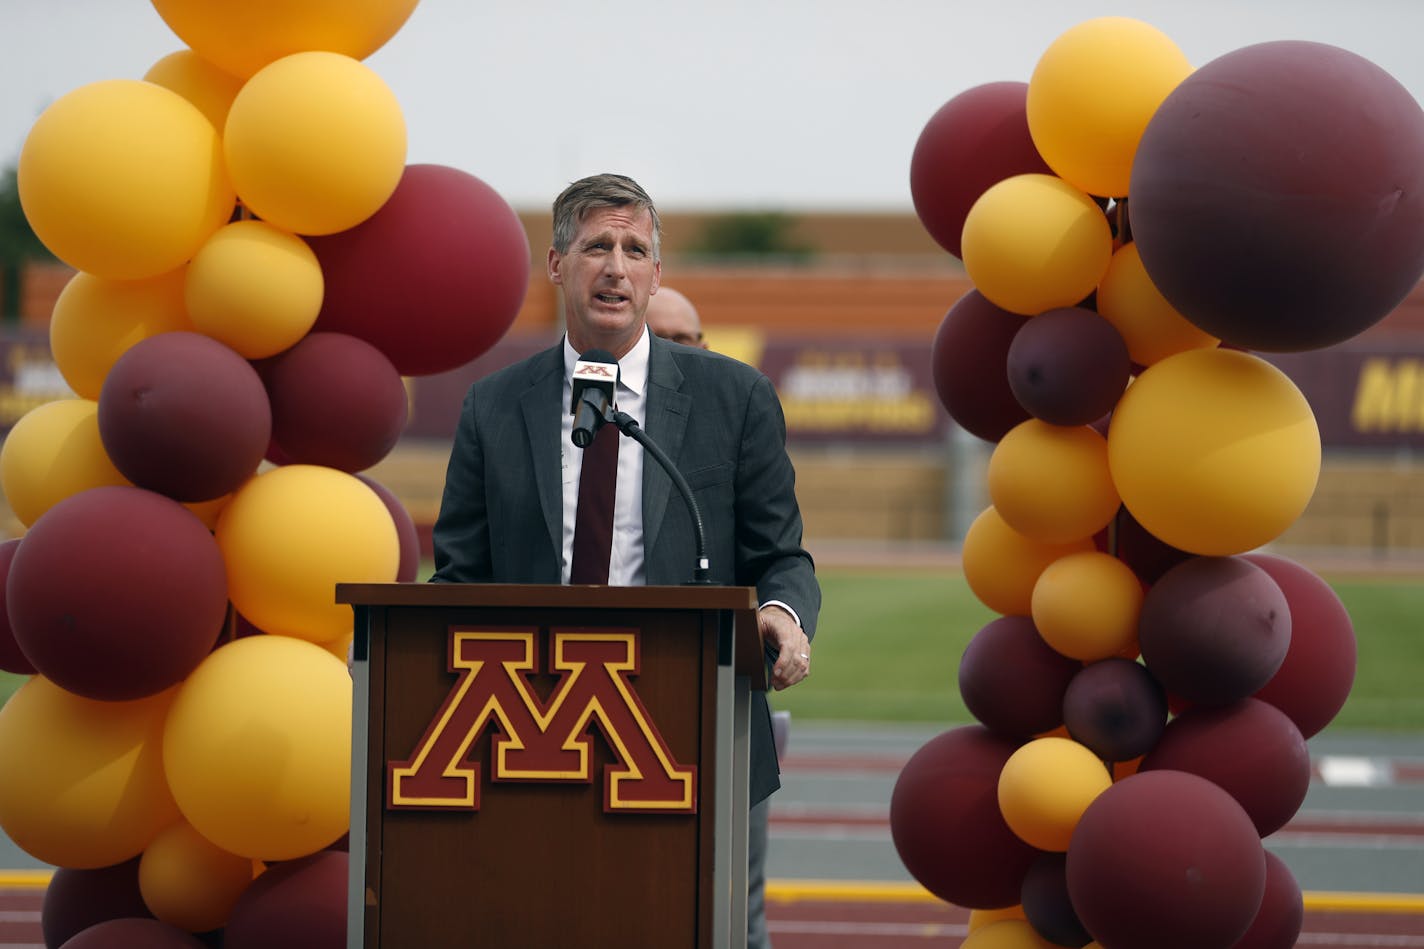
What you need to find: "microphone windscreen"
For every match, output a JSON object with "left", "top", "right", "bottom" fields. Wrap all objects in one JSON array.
[
  {"left": 578, "top": 348, "right": 616, "bottom": 364},
  {"left": 573, "top": 350, "right": 619, "bottom": 382},
  {"left": 571, "top": 350, "right": 619, "bottom": 414}
]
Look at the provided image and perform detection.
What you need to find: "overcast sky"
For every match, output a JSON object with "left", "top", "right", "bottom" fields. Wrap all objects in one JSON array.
[{"left": 4, "top": 1, "right": 1423, "bottom": 212}]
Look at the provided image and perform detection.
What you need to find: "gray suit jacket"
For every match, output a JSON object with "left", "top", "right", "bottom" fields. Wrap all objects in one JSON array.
[{"left": 431, "top": 332, "right": 820, "bottom": 801}]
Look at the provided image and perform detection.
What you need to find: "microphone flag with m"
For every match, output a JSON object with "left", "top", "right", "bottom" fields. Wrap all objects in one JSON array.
[{"left": 571, "top": 349, "right": 618, "bottom": 448}]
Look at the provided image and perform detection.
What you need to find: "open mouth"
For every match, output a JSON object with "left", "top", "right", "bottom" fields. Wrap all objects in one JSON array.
[{"left": 595, "top": 292, "right": 628, "bottom": 305}]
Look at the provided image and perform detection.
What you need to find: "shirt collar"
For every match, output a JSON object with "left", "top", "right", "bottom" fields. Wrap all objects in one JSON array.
[{"left": 562, "top": 324, "right": 650, "bottom": 402}]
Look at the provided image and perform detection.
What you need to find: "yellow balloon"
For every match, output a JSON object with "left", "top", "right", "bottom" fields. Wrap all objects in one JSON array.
[
  {"left": 962, "top": 506, "right": 1095, "bottom": 616},
  {"left": 1107, "top": 348, "right": 1321, "bottom": 555},
  {"left": 1027, "top": 17, "right": 1193, "bottom": 197},
  {"left": 18, "top": 79, "right": 235, "bottom": 280},
  {"left": 0, "top": 399, "right": 130, "bottom": 527},
  {"left": 988, "top": 421, "right": 1119, "bottom": 544},
  {"left": 1031, "top": 551, "right": 1143, "bottom": 661},
  {"left": 968, "top": 906, "right": 1028, "bottom": 932},
  {"left": 140, "top": 820, "right": 255, "bottom": 932},
  {"left": 215, "top": 464, "right": 399, "bottom": 643},
  {"left": 997, "top": 736, "right": 1112, "bottom": 852},
  {"left": 224, "top": 51, "right": 407, "bottom": 236},
  {"left": 150, "top": 0, "right": 421, "bottom": 79},
  {"left": 1097, "top": 243, "right": 1218, "bottom": 366},
  {"left": 163, "top": 635, "right": 352, "bottom": 860},
  {"left": 144, "top": 49, "right": 245, "bottom": 132},
  {"left": 185, "top": 220, "right": 324, "bottom": 359},
  {"left": 962, "top": 918, "right": 1056, "bottom": 948},
  {"left": 0, "top": 677, "right": 180, "bottom": 868},
  {"left": 321, "top": 633, "right": 355, "bottom": 664},
  {"left": 49, "top": 268, "right": 193, "bottom": 400},
  {"left": 962, "top": 174, "right": 1113, "bottom": 316}
]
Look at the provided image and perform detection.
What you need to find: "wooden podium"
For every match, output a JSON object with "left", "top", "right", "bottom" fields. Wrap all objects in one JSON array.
[{"left": 337, "top": 583, "right": 765, "bottom": 949}]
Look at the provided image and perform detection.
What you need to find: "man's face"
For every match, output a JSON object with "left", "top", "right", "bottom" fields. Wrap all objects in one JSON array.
[{"left": 548, "top": 205, "right": 661, "bottom": 358}]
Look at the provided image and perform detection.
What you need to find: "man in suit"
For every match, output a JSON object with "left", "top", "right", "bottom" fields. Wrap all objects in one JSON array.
[{"left": 431, "top": 171, "right": 818, "bottom": 811}]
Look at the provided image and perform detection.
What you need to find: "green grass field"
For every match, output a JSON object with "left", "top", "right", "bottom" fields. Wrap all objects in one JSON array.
[
  {"left": 770, "top": 567, "right": 1424, "bottom": 731},
  {"left": 1, "top": 566, "right": 1420, "bottom": 731}
]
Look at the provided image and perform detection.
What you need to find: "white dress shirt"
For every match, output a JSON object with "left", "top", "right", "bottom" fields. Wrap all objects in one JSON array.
[{"left": 560, "top": 327, "right": 648, "bottom": 585}]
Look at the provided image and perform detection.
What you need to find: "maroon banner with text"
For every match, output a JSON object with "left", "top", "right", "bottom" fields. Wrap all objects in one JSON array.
[{"left": 3, "top": 326, "right": 1423, "bottom": 450}]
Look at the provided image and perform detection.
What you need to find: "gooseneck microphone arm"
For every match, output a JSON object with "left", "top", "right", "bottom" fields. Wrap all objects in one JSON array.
[{"left": 608, "top": 408, "right": 713, "bottom": 586}]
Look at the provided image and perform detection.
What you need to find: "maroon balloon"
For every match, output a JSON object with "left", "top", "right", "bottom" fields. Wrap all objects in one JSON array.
[
  {"left": 889, "top": 726, "right": 1040, "bottom": 909},
  {"left": 1110, "top": 506, "right": 1192, "bottom": 585},
  {"left": 97, "top": 331, "right": 271, "bottom": 502},
  {"left": 224, "top": 850, "right": 346, "bottom": 949},
  {"left": 910, "top": 82, "right": 1053, "bottom": 258},
  {"left": 1138, "top": 556, "right": 1291, "bottom": 707},
  {"left": 42, "top": 857, "right": 153, "bottom": 949},
  {"left": 262, "top": 434, "right": 294, "bottom": 467},
  {"left": 931, "top": 290, "right": 1031, "bottom": 442},
  {"left": 264, "top": 332, "right": 408, "bottom": 472},
  {"left": 0, "top": 539, "right": 36, "bottom": 675},
  {"left": 1066, "top": 770, "right": 1266, "bottom": 949},
  {"left": 309, "top": 164, "right": 531, "bottom": 376},
  {"left": 1232, "top": 851, "right": 1304, "bottom": 949},
  {"left": 1062, "top": 658, "right": 1167, "bottom": 763},
  {"left": 959, "top": 615, "right": 1081, "bottom": 740},
  {"left": 1006, "top": 307, "right": 1130, "bottom": 426},
  {"left": 60, "top": 917, "right": 206, "bottom": 949},
  {"left": 357, "top": 475, "right": 420, "bottom": 582},
  {"left": 1141, "top": 699, "right": 1310, "bottom": 838},
  {"left": 6, "top": 486, "right": 228, "bottom": 701},
  {"left": 1020, "top": 852, "right": 1091, "bottom": 948},
  {"left": 1244, "top": 553, "right": 1357, "bottom": 738},
  {"left": 1131, "top": 41, "right": 1424, "bottom": 352}
]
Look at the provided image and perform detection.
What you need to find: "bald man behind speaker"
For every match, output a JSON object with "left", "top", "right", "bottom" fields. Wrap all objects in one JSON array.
[{"left": 644, "top": 286, "right": 706, "bottom": 349}]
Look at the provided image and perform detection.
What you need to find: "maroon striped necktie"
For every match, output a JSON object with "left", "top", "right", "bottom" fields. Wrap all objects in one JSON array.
[{"left": 570, "top": 423, "right": 620, "bottom": 584}]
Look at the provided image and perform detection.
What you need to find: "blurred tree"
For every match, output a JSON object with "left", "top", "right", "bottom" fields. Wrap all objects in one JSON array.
[
  {"left": 691, "top": 211, "right": 814, "bottom": 262},
  {"left": 0, "top": 165, "right": 54, "bottom": 320}
]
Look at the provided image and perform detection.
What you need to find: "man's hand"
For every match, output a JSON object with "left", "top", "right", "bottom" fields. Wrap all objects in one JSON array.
[{"left": 759, "top": 604, "right": 810, "bottom": 691}]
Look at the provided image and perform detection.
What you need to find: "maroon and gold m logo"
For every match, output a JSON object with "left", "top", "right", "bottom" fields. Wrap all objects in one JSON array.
[{"left": 388, "top": 627, "right": 696, "bottom": 814}]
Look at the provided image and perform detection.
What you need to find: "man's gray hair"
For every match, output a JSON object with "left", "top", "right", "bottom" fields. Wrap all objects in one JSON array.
[{"left": 551, "top": 173, "right": 662, "bottom": 259}]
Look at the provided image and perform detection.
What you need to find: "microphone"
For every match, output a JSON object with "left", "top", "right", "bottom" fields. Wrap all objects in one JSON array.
[{"left": 570, "top": 349, "right": 618, "bottom": 448}]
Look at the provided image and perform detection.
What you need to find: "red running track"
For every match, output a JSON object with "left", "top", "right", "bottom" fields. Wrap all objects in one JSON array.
[{"left": 765, "top": 897, "right": 1424, "bottom": 949}]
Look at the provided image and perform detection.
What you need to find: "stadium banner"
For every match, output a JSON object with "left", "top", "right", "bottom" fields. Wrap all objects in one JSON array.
[
  {"left": 404, "top": 333, "right": 949, "bottom": 444},
  {"left": 2, "top": 326, "right": 1423, "bottom": 449}
]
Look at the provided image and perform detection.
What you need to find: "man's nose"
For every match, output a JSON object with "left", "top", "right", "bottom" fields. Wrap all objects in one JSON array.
[{"left": 604, "top": 247, "right": 628, "bottom": 276}]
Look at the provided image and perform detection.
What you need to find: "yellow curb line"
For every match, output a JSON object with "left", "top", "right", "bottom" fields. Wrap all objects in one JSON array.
[
  {"left": 5, "top": 870, "right": 1422, "bottom": 916},
  {"left": 765, "top": 879, "right": 1424, "bottom": 914},
  {"left": 0, "top": 870, "right": 50, "bottom": 888}
]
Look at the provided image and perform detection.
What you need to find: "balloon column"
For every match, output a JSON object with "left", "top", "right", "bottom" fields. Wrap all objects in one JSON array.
[
  {"left": 903, "top": 16, "right": 1424, "bottom": 949},
  {"left": 0, "top": 2, "right": 531, "bottom": 945}
]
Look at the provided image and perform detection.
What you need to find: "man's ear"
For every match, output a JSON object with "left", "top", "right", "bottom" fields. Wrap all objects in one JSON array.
[
  {"left": 651, "top": 260, "right": 661, "bottom": 295},
  {"left": 547, "top": 246, "right": 563, "bottom": 284}
]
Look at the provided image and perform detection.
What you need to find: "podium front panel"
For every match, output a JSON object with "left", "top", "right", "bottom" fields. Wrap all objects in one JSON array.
[{"left": 342, "top": 584, "right": 759, "bottom": 949}]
